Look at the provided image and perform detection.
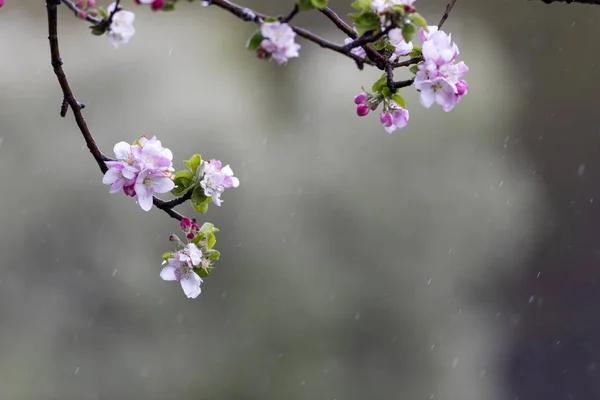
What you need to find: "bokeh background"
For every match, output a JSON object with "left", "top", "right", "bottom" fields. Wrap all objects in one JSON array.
[{"left": 1, "top": 0, "right": 599, "bottom": 398}]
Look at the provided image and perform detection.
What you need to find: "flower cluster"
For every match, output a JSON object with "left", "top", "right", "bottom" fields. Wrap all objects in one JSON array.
[
  {"left": 161, "top": 218, "right": 221, "bottom": 299},
  {"left": 414, "top": 26, "right": 469, "bottom": 112},
  {"left": 199, "top": 159, "right": 240, "bottom": 207},
  {"left": 107, "top": 2, "right": 136, "bottom": 48},
  {"left": 257, "top": 22, "right": 301, "bottom": 65},
  {"left": 102, "top": 135, "right": 174, "bottom": 211},
  {"left": 355, "top": 92, "right": 409, "bottom": 134}
]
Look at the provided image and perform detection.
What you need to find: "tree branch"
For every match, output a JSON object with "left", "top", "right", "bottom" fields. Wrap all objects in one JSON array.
[{"left": 47, "top": 0, "right": 191, "bottom": 221}]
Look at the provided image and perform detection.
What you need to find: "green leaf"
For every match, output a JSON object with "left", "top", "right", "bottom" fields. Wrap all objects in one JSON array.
[
  {"left": 162, "top": 252, "right": 173, "bottom": 261},
  {"left": 89, "top": 25, "right": 106, "bottom": 36},
  {"left": 183, "top": 154, "right": 202, "bottom": 174},
  {"left": 196, "top": 266, "right": 213, "bottom": 278},
  {"left": 199, "top": 222, "right": 220, "bottom": 236},
  {"left": 246, "top": 29, "right": 263, "bottom": 51},
  {"left": 310, "top": 0, "right": 328, "bottom": 9},
  {"left": 380, "top": 86, "right": 392, "bottom": 99},
  {"left": 409, "top": 65, "right": 419, "bottom": 74},
  {"left": 371, "top": 73, "right": 388, "bottom": 93},
  {"left": 401, "top": 23, "right": 416, "bottom": 43},
  {"left": 391, "top": 94, "right": 406, "bottom": 108},
  {"left": 162, "top": 4, "right": 175, "bottom": 11},
  {"left": 99, "top": 8, "right": 109, "bottom": 19},
  {"left": 297, "top": 0, "right": 314, "bottom": 11},
  {"left": 171, "top": 170, "right": 195, "bottom": 196},
  {"left": 410, "top": 12, "right": 428, "bottom": 30},
  {"left": 350, "top": 0, "right": 372, "bottom": 11},
  {"left": 408, "top": 46, "right": 421, "bottom": 58},
  {"left": 205, "top": 249, "right": 221, "bottom": 261},
  {"left": 373, "top": 38, "right": 387, "bottom": 51},
  {"left": 191, "top": 186, "right": 210, "bottom": 214},
  {"left": 350, "top": 11, "right": 380, "bottom": 35}
]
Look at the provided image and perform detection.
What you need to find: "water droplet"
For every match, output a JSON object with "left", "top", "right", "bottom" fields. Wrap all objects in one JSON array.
[
  {"left": 354, "top": 312, "right": 360, "bottom": 320},
  {"left": 112, "top": 269, "right": 117, "bottom": 277},
  {"left": 75, "top": 367, "right": 80, "bottom": 374},
  {"left": 528, "top": 295, "right": 535, "bottom": 304},
  {"left": 299, "top": 380, "right": 305, "bottom": 386},
  {"left": 578, "top": 164, "right": 586, "bottom": 176},
  {"left": 427, "top": 278, "right": 432, "bottom": 285},
  {"left": 451, "top": 357, "right": 459, "bottom": 368},
  {"left": 498, "top": 180, "right": 504, "bottom": 188}
]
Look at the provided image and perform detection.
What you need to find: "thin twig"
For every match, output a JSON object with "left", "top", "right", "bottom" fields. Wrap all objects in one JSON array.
[
  {"left": 47, "top": 0, "right": 190, "bottom": 221},
  {"left": 280, "top": 3, "right": 299, "bottom": 23},
  {"left": 534, "top": 0, "right": 600, "bottom": 3},
  {"left": 438, "top": 0, "right": 458, "bottom": 29}
]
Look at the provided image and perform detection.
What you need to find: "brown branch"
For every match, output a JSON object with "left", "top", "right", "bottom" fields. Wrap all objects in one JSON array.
[
  {"left": 47, "top": 0, "right": 191, "bottom": 221},
  {"left": 438, "top": 0, "right": 459, "bottom": 29}
]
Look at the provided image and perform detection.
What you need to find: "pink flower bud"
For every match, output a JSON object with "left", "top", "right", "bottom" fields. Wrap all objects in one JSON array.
[
  {"left": 0, "top": 0, "right": 5, "bottom": 7},
  {"left": 123, "top": 184, "right": 136, "bottom": 197},
  {"left": 78, "top": 10, "right": 87, "bottom": 19},
  {"left": 191, "top": 223, "right": 200, "bottom": 231},
  {"left": 356, "top": 104, "right": 370, "bottom": 117},
  {"left": 169, "top": 234, "right": 175, "bottom": 241},
  {"left": 180, "top": 217, "right": 193, "bottom": 230},
  {"left": 186, "top": 232, "right": 195, "bottom": 239},
  {"left": 76, "top": 0, "right": 84, "bottom": 7},
  {"left": 354, "top": 92, "right": 367, "bottom": 105},
  {"left": 87, "top": 0, "right": 95, "bottom": 6},
  {"left": 151, "top": 0, "right": 164, "bottom": 10},
  {"left": 379, "top": 111, "right": 393, "bottom": 128},
  {"left": 256, "top": 49, "right": 269, "bottom": 60},
  {"left": 456, "top": 79, "right": 468, "bottom": 96},
  {"left": 405, "top": 5, "right": 416, "bottom": 13}
]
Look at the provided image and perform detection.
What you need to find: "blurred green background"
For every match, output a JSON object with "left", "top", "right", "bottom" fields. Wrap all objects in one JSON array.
[{"left": 2, "top": 0, "right": 600, "bottom": 399}]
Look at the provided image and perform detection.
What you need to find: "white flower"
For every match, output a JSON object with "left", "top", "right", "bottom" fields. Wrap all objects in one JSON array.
[
  {"left": 107, "top": 2, "right": 135, "bottom": 48},
  {"left": 260, "top": 22, "right": 301, "bottom": 65}
]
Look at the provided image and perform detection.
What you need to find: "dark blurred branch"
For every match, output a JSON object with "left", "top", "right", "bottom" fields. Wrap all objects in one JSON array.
[
  {"left": 46, "top": 0, "right": 191, "bottom": 221},
  {"left": 438, "top": 0, "right": 458, "bottom": 29}
]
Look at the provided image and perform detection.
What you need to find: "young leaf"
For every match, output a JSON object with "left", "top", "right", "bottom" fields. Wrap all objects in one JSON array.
[
  {"left": 297, "top": 0, "right": 314, "bottom": 11},
  {"left": 410, "top": 13, "right": 428, "bottom": 30},
  {"left": 246, "top": 29, "right": 263, "bottom": 51},
  {"left": 310, "top": 0, "right": 328, "bottom": 10},
  {"left": 401, "top": 24, "right": 416, "bottom": 43},
  {"left": 191, "top": 186, "right": 210, "bottom": 214},
  {"left": 391, "top": 94, "right": 406, "bottom": 108},
  {"left": 371, "top": 73, "right": 388, "bottom": 93},
  {"left": 350, "top": 0, "right": 372, "bottom": 11},
  {"left": 350, "top": 11, "right": 380, "bottom": 35},
  {"left": 409, "top": 65, "right": 419, "bottom": 74},
  {"left": 183, "top": 154, "right": 202, "bottom": 174},
  {"left": 171, "top": 170, "right": 195, "bottom": 196}
]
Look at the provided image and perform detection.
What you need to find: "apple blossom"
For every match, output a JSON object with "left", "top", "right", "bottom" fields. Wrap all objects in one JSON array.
[
  {"left": 106, "top": 2, "right": 135, "bottom": 48},
  {"left": 160, "top": 256, "right": 203, "bottom": 299},
  {"left": 199, "top": 159, "right": 239, "bottom": 207},
  {"left": 422, "top": 30, "right": 459, "bottom": 66},
  {"left": 103, "top": 136, "right": 175, "bottom": 211},
  {"left": 388, "top": 28, "right": 414, "bottom": 61},
  {"left": 259, "top": 22, "right": 300, "bottom": 65},
  {"left": 380, "top": 103, "right": 409, "bottom": 133}
]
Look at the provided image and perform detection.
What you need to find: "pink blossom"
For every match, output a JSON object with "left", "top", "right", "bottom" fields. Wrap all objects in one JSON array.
[
  {"left": 422, "top": 30, "right": 458, "bottom": 66},
  {"left": 160, "top": 256, "right": 203, "bottom": 299},
  {"left": 419, "top": 26, "right": 438, "bottom": 42},
  {"left": 380, "top": 103, "right": 409, "bottom": 133},
  {"left": 200, "top": 159, "right": 239, "bottom": 206},
  {"left": 260, "top": 22, "right": 300, "bottom": 65},
  {"left": 103, "top": 136, "right": 174, "bottom": 211},
  {"left": 357, "top": 104, "right": 370, "bottom": 117},
  {"left": 134, "top": 169, "right": 175, "bottom": 211},
  {"left": 388, "top": 28, "right": 414, "bottom": 61}
]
